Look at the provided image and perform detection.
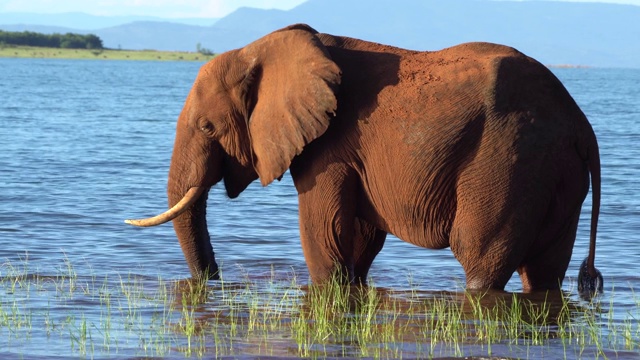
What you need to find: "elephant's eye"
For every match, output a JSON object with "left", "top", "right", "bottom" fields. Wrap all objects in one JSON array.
[{"left": 199, "top": 122, "right": 215, "bottom": 136}]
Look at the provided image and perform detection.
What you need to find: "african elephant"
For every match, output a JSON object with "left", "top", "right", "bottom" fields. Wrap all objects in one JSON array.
[{"left": 127, "top": 24, "right": 603, "bottom": 295}]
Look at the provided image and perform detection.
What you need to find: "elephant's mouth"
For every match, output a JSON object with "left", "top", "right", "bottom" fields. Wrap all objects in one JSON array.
[{"left": 125, "top": 186, "right": 206, "bottom": 227}]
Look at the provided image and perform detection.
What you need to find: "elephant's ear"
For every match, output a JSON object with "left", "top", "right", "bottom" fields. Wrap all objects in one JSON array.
[{"left": 240, "top": 25, "right": 341, "bottom": 186}]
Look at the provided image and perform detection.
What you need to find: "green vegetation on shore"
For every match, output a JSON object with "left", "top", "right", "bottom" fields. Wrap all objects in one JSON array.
[
  {"left": 0, "top": 29, "right": 215, "bottom": 61},
  {"left": 0, "top": 30, "right": 103, "bottom": 49},
  {"left": 0, "top": 45, "right": 216, "bottom": 61}
]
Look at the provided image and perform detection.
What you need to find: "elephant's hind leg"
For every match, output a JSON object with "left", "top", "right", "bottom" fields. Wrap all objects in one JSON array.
[
  {"left": 450, "top": 222, "right": 528, "bottom": 291},
  {"left": 517, "top": 201, "right": 583, "bottom": 292},
  {"left": 450, "top": 208, "right": 533, "bottom": 290},
  {"left": 517, "top": 157, "right": 590, "bottom": 292},
  {"left": 516, "top": 217, "right": 579, "bottom": 291},
  {"left": 450, "top": 171, "right": 549, "bottom": 291}
]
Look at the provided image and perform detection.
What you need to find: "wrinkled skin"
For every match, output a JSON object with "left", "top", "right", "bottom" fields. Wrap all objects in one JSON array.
[{"left": 129, "top": 24, "right": 602, "bottom": 294}]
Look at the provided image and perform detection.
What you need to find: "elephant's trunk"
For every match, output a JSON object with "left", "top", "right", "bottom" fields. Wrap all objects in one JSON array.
[
  {"left": 164, "top": 126, "right": 223, "bottom": 280},
  {"left": 125, "top": 90, "right": 223, "bottom": 280},
  {"left": 125, "top": 185, "right": 219, "bottom": 280},
  {"left": 168, "top": 186, "right": 220, "bottom": 280}
]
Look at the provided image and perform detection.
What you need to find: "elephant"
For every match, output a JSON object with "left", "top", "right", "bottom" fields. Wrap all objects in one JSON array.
[{"left": 126, "top": 23, "right": 603, "bottom": 295}]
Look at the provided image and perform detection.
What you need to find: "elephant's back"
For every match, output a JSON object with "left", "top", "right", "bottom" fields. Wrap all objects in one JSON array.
[{"left": 405, "top": 41, "right": 585, "bottom": 146}]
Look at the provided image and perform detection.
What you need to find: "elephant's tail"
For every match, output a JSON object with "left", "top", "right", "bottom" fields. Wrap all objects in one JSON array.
[
  {"left": 578, "top": 121, "right": 603, "bottom": 297},
  {"left": 586, "top": 124, "right": 601, "bottom": 277}
]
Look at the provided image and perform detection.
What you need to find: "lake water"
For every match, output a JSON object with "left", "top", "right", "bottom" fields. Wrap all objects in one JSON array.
[{"left": 0, "top": 58, "right": 639, "bottom": 359}]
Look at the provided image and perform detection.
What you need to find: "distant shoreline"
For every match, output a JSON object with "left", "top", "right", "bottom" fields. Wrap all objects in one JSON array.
[
  {"left": 0, "top": 45, "right": 215, "bottom": 62},
  {"left": 1, "top": 45, "right": 595, "bottom": 69},
  {"left": 547, "top": 64, "right": 591, "bottom": 69}
]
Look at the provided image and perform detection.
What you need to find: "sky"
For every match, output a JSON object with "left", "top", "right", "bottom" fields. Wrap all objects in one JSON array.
[{"left": 0, "top": 0, "right": 639, "bottom": 18}]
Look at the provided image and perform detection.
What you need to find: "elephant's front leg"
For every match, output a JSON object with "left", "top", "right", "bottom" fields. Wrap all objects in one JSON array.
[
  {"left": 353, "top": 218, "right": 386, "bottom": 284},
  {"left": 295, "top": 163, "right": 359, "bottom": 284}
]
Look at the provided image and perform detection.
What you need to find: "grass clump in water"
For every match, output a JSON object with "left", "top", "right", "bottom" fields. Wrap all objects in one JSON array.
[{"left": 0, "top": 258, "right": 639, "bottom": 359}]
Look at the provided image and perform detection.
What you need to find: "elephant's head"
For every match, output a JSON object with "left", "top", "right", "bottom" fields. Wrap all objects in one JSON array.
[{"left": 126, "top": 24, "right": 341, "bottom": 280}]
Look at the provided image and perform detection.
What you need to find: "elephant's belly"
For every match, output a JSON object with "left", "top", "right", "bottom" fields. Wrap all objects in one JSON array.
[
  {"left": 358, "top": 193, "right": 452, "bottom": 250},
  {"left": 389, "top": 220, "right": 451, "bottom": 250}
]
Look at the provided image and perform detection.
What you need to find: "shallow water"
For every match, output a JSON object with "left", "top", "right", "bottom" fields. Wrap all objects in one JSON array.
[{"left": 0, "top": 58, "right": 639, "bottom": 358}]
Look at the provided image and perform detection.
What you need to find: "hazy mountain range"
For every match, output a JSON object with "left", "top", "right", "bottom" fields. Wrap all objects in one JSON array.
[{"left": 1, "top": 0, "right": 639, "bottom": 68}]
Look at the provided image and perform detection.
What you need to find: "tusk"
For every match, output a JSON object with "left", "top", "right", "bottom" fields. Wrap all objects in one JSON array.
[{"left": 125, "top": 187, "right": 205, "bottom": 227}]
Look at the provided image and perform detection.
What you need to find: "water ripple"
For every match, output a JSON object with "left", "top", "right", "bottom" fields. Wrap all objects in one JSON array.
[{"left": 0, "top": 60, "right": 638, "bottom": 358}]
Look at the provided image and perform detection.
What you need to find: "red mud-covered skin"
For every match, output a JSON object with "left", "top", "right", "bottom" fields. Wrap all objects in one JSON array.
[{"left": 141, "top": 24, "right": 601, "bottom": 294}]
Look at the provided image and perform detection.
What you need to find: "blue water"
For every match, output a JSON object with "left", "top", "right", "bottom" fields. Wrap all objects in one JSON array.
[{"left": 1, "top": 58, "right": 639, "bottom": 358}]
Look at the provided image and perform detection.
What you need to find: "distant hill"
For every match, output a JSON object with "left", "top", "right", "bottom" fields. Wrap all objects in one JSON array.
[
  {"left": 96, "top": 22, "right": 215, "bottom": 51},
  {"left": 0, "top": 12, "right": 218, "bottom": 29},
  {"left": 1, "top": 0, "right": 639, "bottom": 68}
]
